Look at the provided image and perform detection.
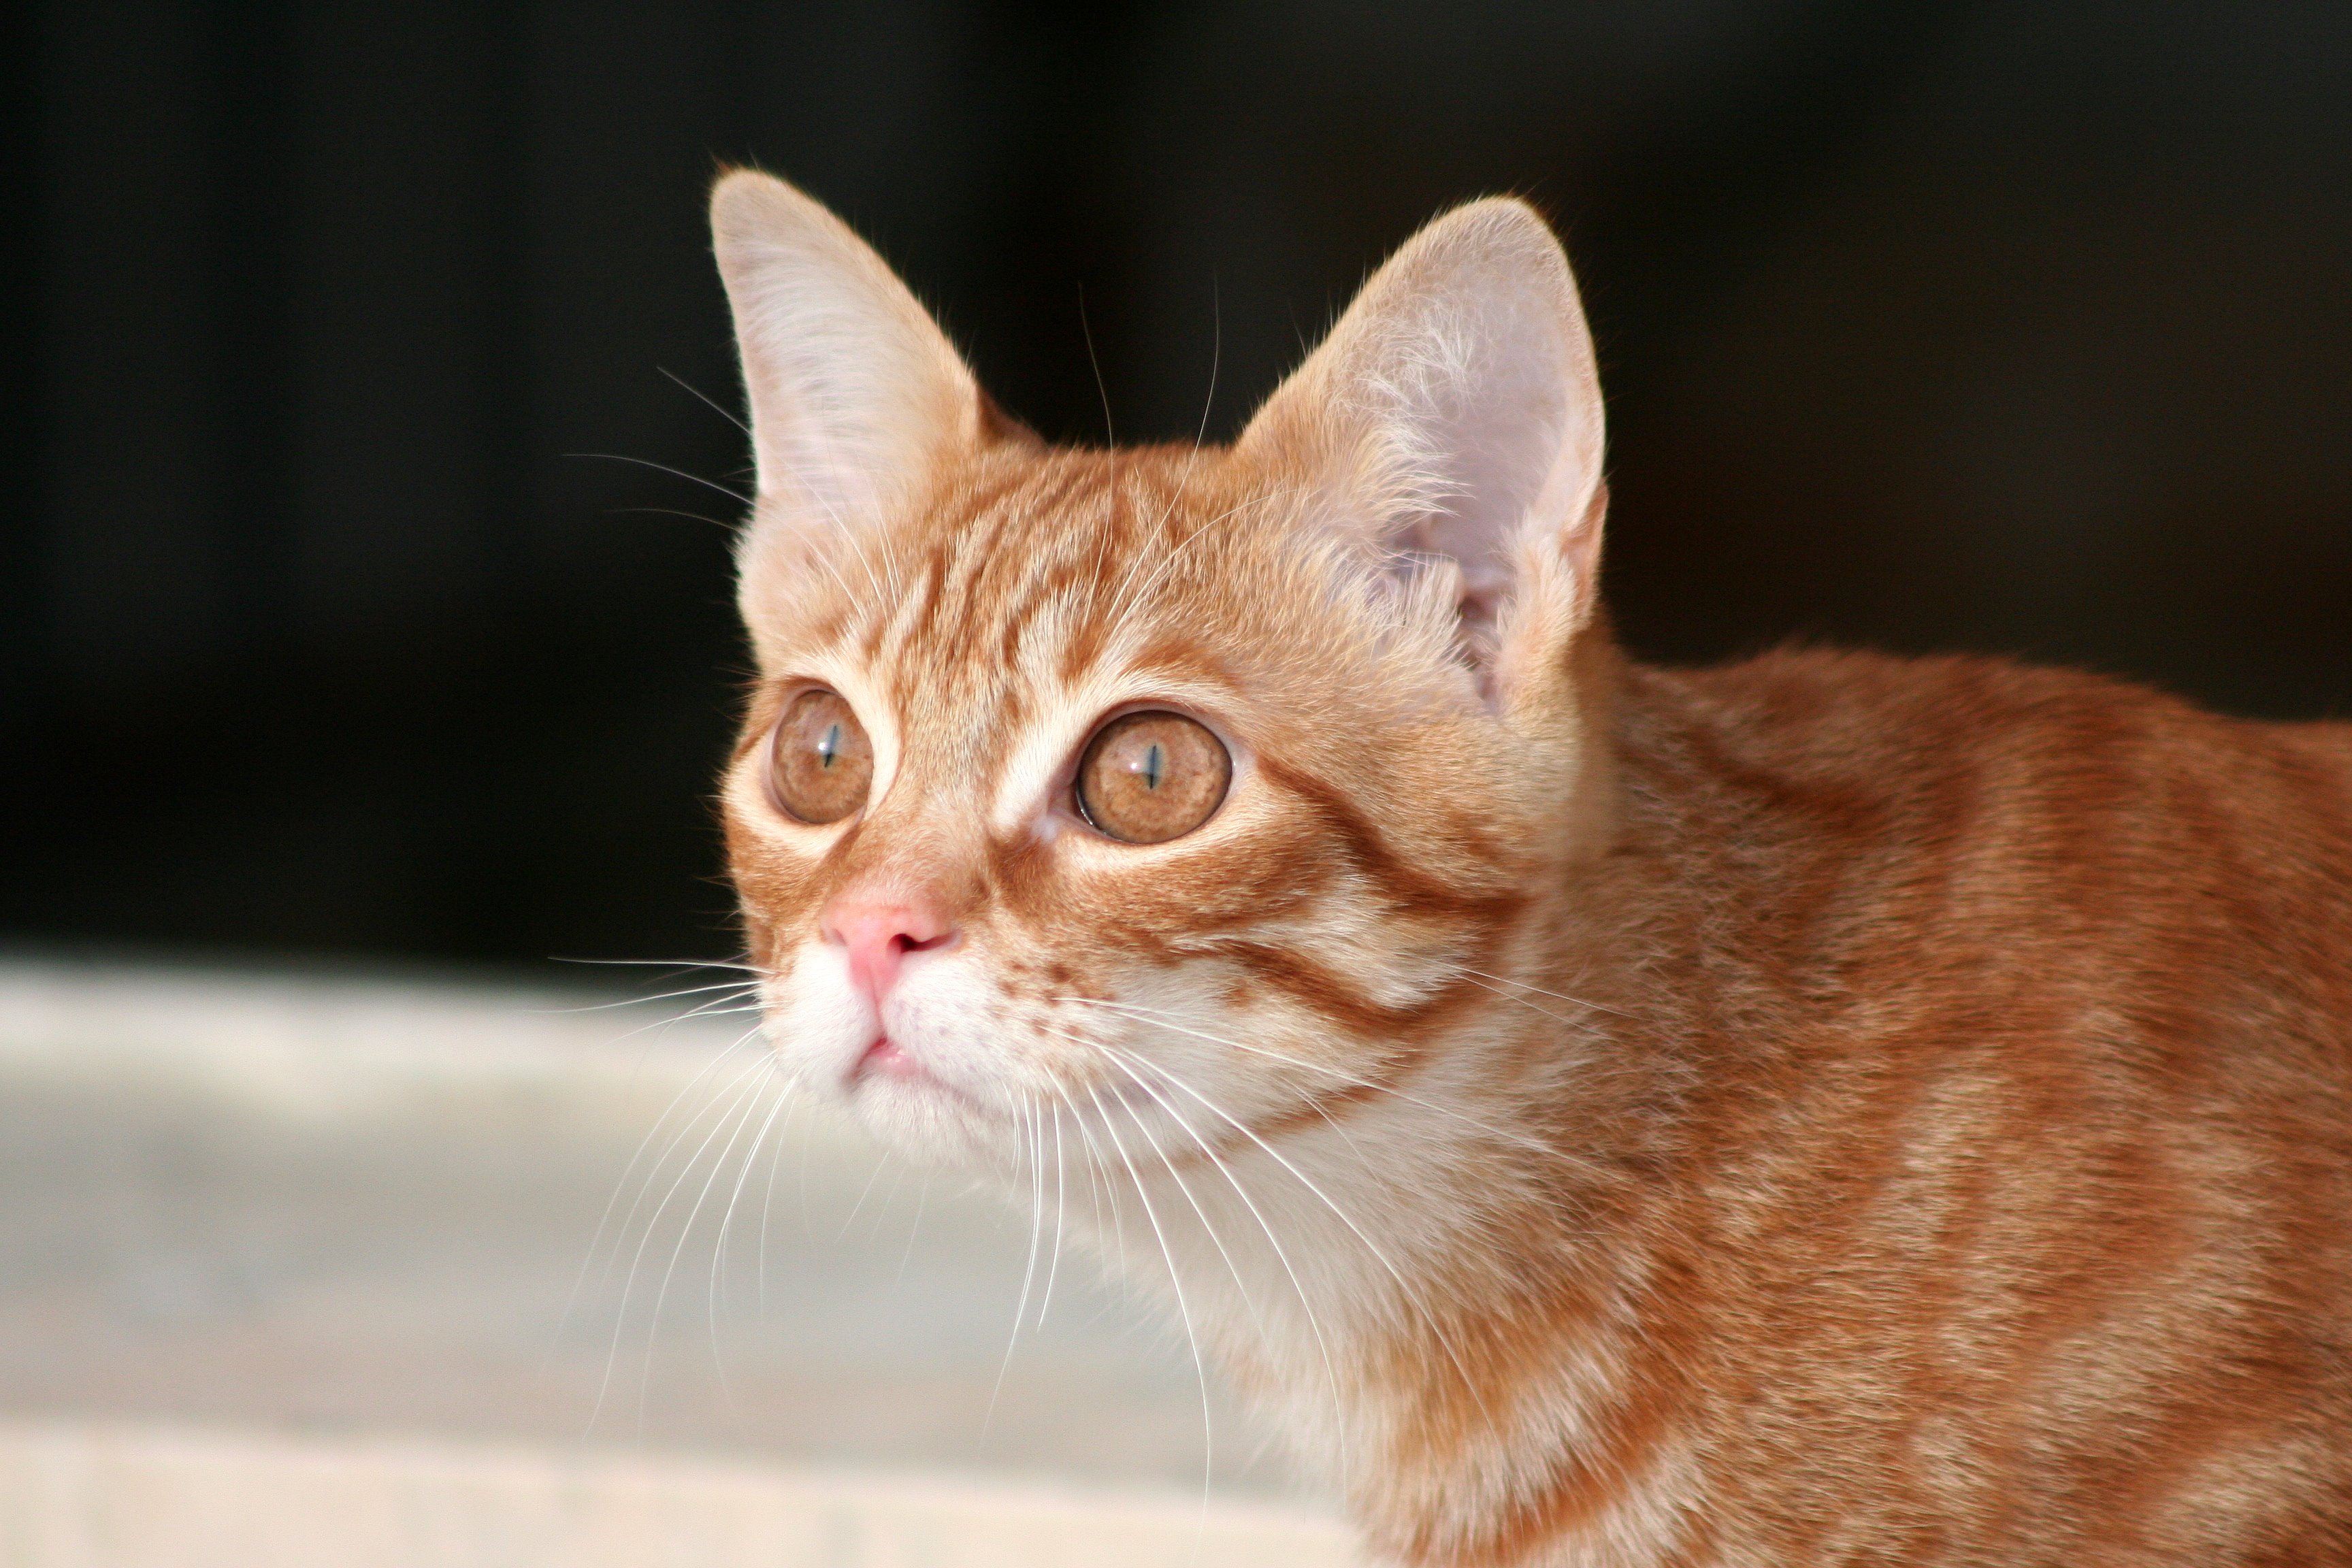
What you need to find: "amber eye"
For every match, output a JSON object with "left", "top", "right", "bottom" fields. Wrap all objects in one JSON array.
[
  {"left": 769, "top": 689, "right": 874, "bottom": 825},
  {"left": 1075, "top": 710, "right": 1232, "bottom": 845}
]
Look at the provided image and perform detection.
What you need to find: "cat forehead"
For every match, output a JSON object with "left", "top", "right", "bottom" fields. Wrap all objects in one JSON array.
[{"left": 751, "top": 445, "right": 1292, "bottom": 696}]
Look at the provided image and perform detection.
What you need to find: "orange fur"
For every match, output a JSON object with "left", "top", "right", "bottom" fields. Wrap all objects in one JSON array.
[{"left": 707, "top": 171, "right": 2352, "bottom": 1566}]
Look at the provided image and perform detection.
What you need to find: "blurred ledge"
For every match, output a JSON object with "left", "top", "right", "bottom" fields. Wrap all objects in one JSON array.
[
  {"left": 0, "top": 951, "right": 1280, "bottom": 1499},
  {"left": 0, "top": 950, "right": 759, "bottom": 1108},
  {"left": 0, "top": 949, "right": 864, "bottom": 1164},
  {"left": 0, "top": 1420, "right": 1356, "bottom": 1568}
]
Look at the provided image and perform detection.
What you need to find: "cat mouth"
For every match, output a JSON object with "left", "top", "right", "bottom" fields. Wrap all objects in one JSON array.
[
  {"left": 848, "top": 1033, "right": 996, "bottom": 1120},
  {"left": 851, "top": 1034, "right": 924, "bottom": 1085}
]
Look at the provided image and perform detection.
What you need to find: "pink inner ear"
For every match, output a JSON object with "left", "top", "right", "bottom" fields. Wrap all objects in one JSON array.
[
  {"left": 1371, "top": 310, "right": 1586, "bottom": 655},
  {"left": 711, "top": 170, "right": 981, "bottom": 550},
  {"left": 1235, "top": 199, "right": 1607, "bottom": 674}
]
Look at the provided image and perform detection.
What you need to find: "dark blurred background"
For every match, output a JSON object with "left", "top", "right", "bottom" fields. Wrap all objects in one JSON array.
[{"left": 7, "top": 1, "right": 2349, "bottom": 970}]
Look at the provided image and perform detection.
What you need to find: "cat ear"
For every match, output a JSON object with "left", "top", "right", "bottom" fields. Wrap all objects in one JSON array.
[
  {"left": 1236, "top": 198, "right": 1607, "bottom": 692},
  {"left": 710, "top": 169, "right": 984, "bottom": 539}
]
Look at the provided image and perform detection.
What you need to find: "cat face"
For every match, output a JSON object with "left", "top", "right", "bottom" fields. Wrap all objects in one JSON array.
[{"left": 710, "top": 174, "right": 1612, "bottom": 1180}]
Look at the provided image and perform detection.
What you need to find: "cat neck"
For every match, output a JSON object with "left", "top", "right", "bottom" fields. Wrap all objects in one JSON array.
[
  {"left": 1072, "top": 630, "right": 1853, "bottom": 1561},
  {"left": 1062, "top": 628, "right": 1738, "bottom": 1557}
]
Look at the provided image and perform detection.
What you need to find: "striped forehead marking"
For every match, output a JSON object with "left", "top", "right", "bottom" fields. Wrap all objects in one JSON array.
[{"left": 872, "top": 465, "right": 1119, "bottom": 670}]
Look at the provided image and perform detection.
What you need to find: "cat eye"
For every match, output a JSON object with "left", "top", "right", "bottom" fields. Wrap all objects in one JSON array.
[
  {"left": 1075, "top": 710, "right": 1231, "bottom": 845},
  {"left": 769, "top": 689, "right": 874, "bottom": 825}
]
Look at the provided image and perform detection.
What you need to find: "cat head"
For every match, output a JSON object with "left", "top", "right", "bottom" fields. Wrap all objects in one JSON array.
[{"left": 710, "top": 171, "right": 1613, "bottom": 1177}]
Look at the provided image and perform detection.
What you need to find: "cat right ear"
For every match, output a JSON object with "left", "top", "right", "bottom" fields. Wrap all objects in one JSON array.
[
  {"left": 710, "top": 170, "right": 984, "bottom": 548},
  {"left": 1235, "top": 197, "right": 1608, "bottom": 709}
]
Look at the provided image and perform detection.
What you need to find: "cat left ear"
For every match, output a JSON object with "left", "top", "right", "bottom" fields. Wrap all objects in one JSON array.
[
  {"left": 1235, "top": 198, "right": 1607, "bottom": 697},
  {"left": 710, "top": 169, "right": 985, "bottom": 542}
]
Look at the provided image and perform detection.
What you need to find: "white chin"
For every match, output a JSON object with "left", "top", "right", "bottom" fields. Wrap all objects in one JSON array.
[{"left": 851, "top": 1074, "right": 1017, "bottom": 1176}]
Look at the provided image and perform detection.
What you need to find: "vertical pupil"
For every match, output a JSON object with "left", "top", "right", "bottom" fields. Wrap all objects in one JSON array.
[
  {"left": 1141, "top": 742, "right": 1164, "bottom": 789},
  {"left": 818, "top": 722, "right": 841, "bottom": 768}
]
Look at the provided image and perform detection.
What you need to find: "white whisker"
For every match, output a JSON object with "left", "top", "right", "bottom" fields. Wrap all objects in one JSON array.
[
  {"left": 551, "top": 956, "right": 757, "bottom": 972},
  {"left": 523, "top": 978, "right": 761, "bottom": 1016},
  {"left": 1091, "top": 1042, "right": 1350, "bottom": 1464},
  {"left": 589, "top": 1048, "right": 774, "bottom": 1435},
  {"left": 660, "top": 365, "right": 753, "bottom": 438},
  {"left": 757, "top": 1088, "right": 798, "bottom": 1319},
  {"left": 1083, "top": 1029, "right": 1499, "bottom": 1433},
  {"left": 894, "top": 1173, "right": 932, "bottom": 1287},
  {"left": 1083, "top": 1079, "right": 1217, "bottom": 1504},
  {"left": 1081, "top": 1040, "right": 1271, "bottom": 1345},
  {"left": 636, "top": 1060, "right": 781, "bottom": 1430},
  {"left": 555, "top": 1024, "right": 764, "bottom": 1364},
  {"left": 1059, "top": 996, "right": 1601, "bottom": 1179},
  {"left": 706, "top": 1076, "right": 798, "bottom": 1411},
  {"left": 1056, "top": 1077, "right": 1129, "bottom": 1273},
  {"left": 1037, "top": 1100, "right": 1069, "bottom": 1330},
  {"left": 1107, "top": 485, "right": 1312, "bottom": 630},
  {"left": 1457, "top": 966, "right": 1631, "bottom": 1020},
  {"left": 566, "top": 451, "right": 751, "bottom": 505},
  {"left": 834, "top": 1143, "right": 894, "bottom": 1242},
  {"left": 865, "top": 1160, "right": 909, "bottom": 1246},
  {"left": 985, "top": 1099, "right": 1051, "bottom": 1439}
]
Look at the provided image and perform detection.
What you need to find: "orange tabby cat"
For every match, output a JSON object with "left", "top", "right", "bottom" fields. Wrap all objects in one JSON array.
[{"left": 706, "top": 169, "right": 2352, "bottom": 1567}]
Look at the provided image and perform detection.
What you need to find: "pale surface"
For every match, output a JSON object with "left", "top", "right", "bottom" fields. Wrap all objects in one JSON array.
[
  {"left": 0, "top": 1422, "right": 1352, "bottom": 1568},
  {"left": 0, "top": 956, "right": 1339, "bottom": 1564}
]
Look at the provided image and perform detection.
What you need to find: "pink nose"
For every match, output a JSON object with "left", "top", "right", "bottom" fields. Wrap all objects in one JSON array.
[{"left": 821, "top": 893, "right": 958, "bottom": 1009}]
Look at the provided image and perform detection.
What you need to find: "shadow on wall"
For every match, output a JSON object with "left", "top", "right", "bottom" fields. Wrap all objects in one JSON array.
[{"left": 10, "top": 0, "right": 2350, "bottom": 966}]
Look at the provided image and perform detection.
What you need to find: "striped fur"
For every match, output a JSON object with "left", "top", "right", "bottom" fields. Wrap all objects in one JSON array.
[{"left": 710, "top": 172, "right": 2352, "bottom": 1566}]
